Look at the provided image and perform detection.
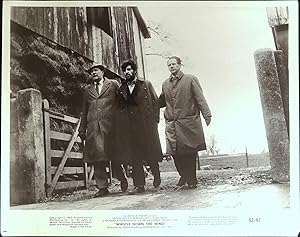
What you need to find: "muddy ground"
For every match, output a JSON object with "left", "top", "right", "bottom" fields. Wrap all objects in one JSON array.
[{"left": 11, "top": 166, "right": 290, "bottom": 210}]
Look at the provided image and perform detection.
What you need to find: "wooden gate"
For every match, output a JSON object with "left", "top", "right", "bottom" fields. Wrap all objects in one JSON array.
[{"left": 42, "top": 99, "right": 112, "bottom": 198}]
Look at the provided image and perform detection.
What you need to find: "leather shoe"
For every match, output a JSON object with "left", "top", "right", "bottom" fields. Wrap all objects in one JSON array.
[
  {"left": 120, "top": 178, "right": 128, "bottom": 192},
  {"left": 153, "top": 172, "right": 161, "bottom": 188},
  {"left": 188, "top": 184, "right": 197, "bottom": 189},
  {"left": 137, "top": 185, "right": 145, "bottom": 193},
  {"left": 128, "top": 185, "right": 145, "bottom": 195},
  {"left": 176, "top": 177, "right": 186, "bottom": 186},
  {"left": 95, "top": 188, "right": 109, "bottom": 197}
]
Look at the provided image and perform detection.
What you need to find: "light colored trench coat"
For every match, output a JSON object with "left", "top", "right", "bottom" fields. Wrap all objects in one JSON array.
[{"left": 159, "top": 71, "right": 212, "bottom": 155}]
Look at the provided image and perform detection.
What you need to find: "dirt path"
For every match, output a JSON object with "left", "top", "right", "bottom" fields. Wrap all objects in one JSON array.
[{"left": 11, "top": 167, "right": 290, "bottom": 210}]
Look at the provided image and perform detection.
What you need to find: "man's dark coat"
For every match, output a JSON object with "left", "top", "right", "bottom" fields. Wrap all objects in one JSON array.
[
  {"left": 112, "top": 78, "right": 163, "bottom": 163},
  {"left": 79, "top": 78, "right": 119, "bottom": 164}
]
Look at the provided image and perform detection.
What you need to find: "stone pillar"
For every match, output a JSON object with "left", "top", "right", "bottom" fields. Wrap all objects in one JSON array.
[
  {"left": 274, "top": 50, "right": 289, "bottom": 135},
  {"left": 10, "top": 98, "right": 19, "bottom": 204},
  {"left": 254, "top": 49, "right": 289, "bottom": 182},
  {"left": 10, "top": 89, "right": 46, "bottom": 204},
  {"left": 266, "top": 7, "right": 289, "bottom": 133}
]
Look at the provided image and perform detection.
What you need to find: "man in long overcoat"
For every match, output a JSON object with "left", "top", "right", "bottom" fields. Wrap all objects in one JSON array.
[
  {"left": 159, "top": 56, "right": 212, "bottom": 189},
  {"left": 79, "top": 63, "right": 128, "bottom": 197},
  {"left": 114, "top": 59, "right": 163, "bottom": 194}
]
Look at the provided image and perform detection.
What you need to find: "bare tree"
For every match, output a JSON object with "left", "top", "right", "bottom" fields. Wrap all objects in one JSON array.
[
  {"left": 206, "top": 135, "right": 220, "bottom": 156},
  {"left": 145, "top": 21, "right": 174, "bottom": 60}
]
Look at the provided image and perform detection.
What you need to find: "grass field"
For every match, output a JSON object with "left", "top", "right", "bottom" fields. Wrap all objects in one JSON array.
[{"left": 159, "top": 153, "right": 270, "bottom": 172}]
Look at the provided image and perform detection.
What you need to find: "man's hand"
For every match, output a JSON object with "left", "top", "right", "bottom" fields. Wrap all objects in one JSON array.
[
  {"left": 78, "top": 131, "right": 86, "bottom": 141},
  {"left": 205, "top": 116, "right": 211, "bottom": 126}
]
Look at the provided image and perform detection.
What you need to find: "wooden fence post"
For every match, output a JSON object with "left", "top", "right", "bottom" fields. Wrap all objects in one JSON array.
[{"left": 42, "top": 99, "right": 52, "bottom": 198}]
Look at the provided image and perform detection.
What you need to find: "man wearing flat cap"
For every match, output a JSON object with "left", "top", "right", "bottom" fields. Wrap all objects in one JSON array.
[
  {"left": 113, "top": 59, "right": 163, "bottom": 194},
  {"left": 79, "top": 63, "right": 128, "bottom": 197}
]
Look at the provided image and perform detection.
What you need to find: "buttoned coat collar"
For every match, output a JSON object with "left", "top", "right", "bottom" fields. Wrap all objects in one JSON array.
[{"left": 169, "top": 71, "right": 184, "bottom": 81}]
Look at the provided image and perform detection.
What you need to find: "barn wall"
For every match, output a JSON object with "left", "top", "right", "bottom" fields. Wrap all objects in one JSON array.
[
  {"left": 11, "top": 7, "right": 91, "bottom": 58},
  {"left": 11, "top": 6, "right": 148, "bottom": 78},
  {"left": 131, "top": 8, "right": 145, "bottom": 79}
]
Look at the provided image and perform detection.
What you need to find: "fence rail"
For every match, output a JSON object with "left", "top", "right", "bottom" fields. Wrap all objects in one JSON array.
[{"left": 43, "top": 99, "right": 96, "bottom": 198}]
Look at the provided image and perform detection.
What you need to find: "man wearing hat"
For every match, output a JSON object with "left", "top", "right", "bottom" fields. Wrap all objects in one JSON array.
[
  {"left": 113, "top": 59, "right": 163, "bottom": 194},
  {"left": 79, "top": 63, "right": 128, "bottom": 197}
]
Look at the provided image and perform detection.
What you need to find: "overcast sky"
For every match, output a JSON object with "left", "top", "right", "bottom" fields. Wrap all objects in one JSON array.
[{"left": 138, "top": 3, "right": 276, "bottom": 154}]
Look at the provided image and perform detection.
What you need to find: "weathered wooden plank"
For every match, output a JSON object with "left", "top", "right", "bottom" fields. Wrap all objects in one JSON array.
[
  {"left": 108, "top": 161, "right": 112, "bottom": 184},
  {"left": 50, "top": 131, "right": 82, "bottom": 143},
  {"left": 139, "top": 34, "right": 147, "bottom": 79},
  {"left": 132, "top": 10, "right": 145, "bottom": 78},
  {"left": 48, "top": 118, "right": 81, "bottom": 196},
  {"left": 91, "top": 26, "right": 103, "bottom": 65},
  {"left": 267, "top": 7, "right": 289, "bottom": 27},
  {"left": 102, "top": 30, "right": 114, "bottom": 72},
  {"left": 64, "top": 7, "right": 71, "bottom": 50},
  {"left": 53, "top": 7, "right": 58, "bottom": 43},
  {"left": 34, "top": 7, "right": 45, "bottom": 36},
  {"left": 48, "top": 112, "right": 79, "bottom": 124},
  {"left": 55, "top": 180, "right": 85, "bottom": 190},
  {"left": 56, "top": 7, "right": 62, "bottom": 45},
  {"left": 114, "top": 7, "right": 130, "bottom": 70},
  {"left": 43, "top": 99, "right": 52, "bottom": 198},
  {"left": 51, "top": 150, "right": 83, "bottom": 159},
  {"left": 25, "top": 7, "right": 37, "bottom": 32},
  {"left": 88, "top": 165, "right": 95, "bottom": 182},
  {"left": 10, "top": 7, "right": 18, "bottom": 22},
  {"left": 79, "top": 7, "right": 90, "bottom": 57},
  {"left": 74, "top": 7, "right": 82, "bottom": 55},
  {"left": 76, "top": 7, "right": 85, "bottom": 56},
  {"left": 68, "top": 7, "right": 78, "bottom": 55},
  {"left": 43, "top": 7, "right": 54, "bottom": 40},
  {"left": 110, "top": 7, "right": 119, "bottom": 73},
  {"left": 58, "top": 7, "right": 73, "bottom": 49},
  {"left": 126, "top": 7, "right": 136, "bottom": 60},
  {"left": 11, "top": 7, "right": 29, "bottom": 31},
  {"left": 62, "top": 7, "right": 70, "bottom": 47},
  {"left": 55, "top": 179, "right": 96, "bottom": 190},
  {"left": 86, "top": 8, "right": 94, "bottom": 59},
  {"left": 50, "top": 166, "right": 87, "bottom": 174}
]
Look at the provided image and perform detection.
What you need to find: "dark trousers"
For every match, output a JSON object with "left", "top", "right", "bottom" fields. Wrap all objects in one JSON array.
[
  {"left": 94, "top": 161, "right": 126, "bottom": 189},
  {"left": 132, "top": 160, "right": 160, "bottom": 186},
  {"left": 173, "top": 152, "right": 197, "bottom": 185}
]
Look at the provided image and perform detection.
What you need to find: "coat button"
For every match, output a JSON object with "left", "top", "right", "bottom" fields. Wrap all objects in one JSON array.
[
  {"left": 145, "top": 96, "right": 148, "bottom": 99},
  {"left": 98, "top": 108, "right": 100, "bottom": 111},
  {"left": 130, "top": 111, "right": 133, "bottom": 114}
]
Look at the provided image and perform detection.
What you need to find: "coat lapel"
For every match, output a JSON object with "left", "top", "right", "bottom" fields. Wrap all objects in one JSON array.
[
  {"left": 98, "top": 78, "right": 110, "bottom": 97},
  {"left": 88, "top": 84, "right": 99, "bottom": 98}
]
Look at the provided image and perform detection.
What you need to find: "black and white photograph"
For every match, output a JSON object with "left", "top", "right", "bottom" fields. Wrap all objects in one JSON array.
[{"left": 1, "top": 1, "right": 299, "bottom": 236}]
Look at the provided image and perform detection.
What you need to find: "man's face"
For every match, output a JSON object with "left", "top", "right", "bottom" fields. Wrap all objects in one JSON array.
[
  {"left": 167, "top": 58, "right": 181, "bottom": 75},
  {"left": 123, "top": 65, "right": 136, "bottom": 81},
  {"left": 90, "top": 67, "right": 104, "bottom": 82}
]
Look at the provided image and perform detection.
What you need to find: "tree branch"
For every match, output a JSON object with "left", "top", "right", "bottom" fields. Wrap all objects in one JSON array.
[{"left": 145, "top": 53, "right": 169, "bottom": 59}]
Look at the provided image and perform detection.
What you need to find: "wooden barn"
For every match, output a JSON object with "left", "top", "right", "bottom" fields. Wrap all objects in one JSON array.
[
  {"left": 9, "top": 6, "right": 152, "bottom": 203},
  {"left": 10, "top": 6, "right": 150, "bottom": 81}
]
